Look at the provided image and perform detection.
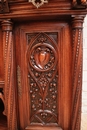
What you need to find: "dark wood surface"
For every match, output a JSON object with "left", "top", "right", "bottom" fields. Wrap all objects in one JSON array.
[
  {"left": 0, "top": 112, "right": 7, "bottom": 130},
  {"left": 0, "top": 99, "right": 7, "bottom": 130}
]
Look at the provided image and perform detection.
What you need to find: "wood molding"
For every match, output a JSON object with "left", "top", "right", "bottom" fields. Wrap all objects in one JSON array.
[
  {"left": 0, "top": 81, "right": 4, "bottom": 89},
  {"left": 1, "top": 19, "right": 17, "bottom": 130},
  {"left": 0, "top": 0, "right": 86, "bottom": 20},
  {"left": 71, "top": 15, "right": 85, "bottom": 130}
]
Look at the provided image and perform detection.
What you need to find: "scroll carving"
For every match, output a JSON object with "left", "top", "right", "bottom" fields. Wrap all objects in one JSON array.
[
  {"left": 71, "top": 16, "right": 84, "bottom": 130},
  {"left": 27, "top": 33, "right": 58, "bottom": 125},
  {"left": 0, "top": 0, "right": 9, "bottom": 13},
  {"left": 1, "top": 20, "right": 17, "bottom": 130}
]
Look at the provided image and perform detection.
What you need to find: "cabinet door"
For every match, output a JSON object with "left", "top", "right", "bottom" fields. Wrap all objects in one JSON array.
[{"left": 15, "top": 21, "right": 72, "bottom": 130}]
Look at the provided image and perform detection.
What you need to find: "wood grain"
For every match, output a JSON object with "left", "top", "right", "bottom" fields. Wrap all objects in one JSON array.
[
  {"left": 0, "top": 112, "right": 7, "bottom": 130},
  {"left": 0, "top": 1, "right": 86, "bottom": 130}
]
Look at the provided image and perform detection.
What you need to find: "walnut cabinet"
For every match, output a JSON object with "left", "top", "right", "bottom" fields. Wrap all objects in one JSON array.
[{"left": 0, "top": 0, "right": 87, "bottom": 130}]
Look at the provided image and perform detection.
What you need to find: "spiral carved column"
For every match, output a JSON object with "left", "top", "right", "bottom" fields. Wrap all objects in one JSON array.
[
  {"left": 71, "top": 15, "right": 85, "bottom": 130},
  {"left": 1, "top": 20, "right": 17, "bottom": 130}
]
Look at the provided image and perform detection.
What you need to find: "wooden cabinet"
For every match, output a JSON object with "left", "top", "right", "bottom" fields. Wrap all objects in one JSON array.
[{"left": 0, "top": 0, "right": 87, "bottom": 130}]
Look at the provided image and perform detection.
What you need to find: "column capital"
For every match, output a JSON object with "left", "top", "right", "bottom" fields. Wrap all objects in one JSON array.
[
  {"left": 71, "top": 15, "right": 85, "bottom": 29},
  {"left": 1, "top": 19, "right": 13, "bottom": 31}
]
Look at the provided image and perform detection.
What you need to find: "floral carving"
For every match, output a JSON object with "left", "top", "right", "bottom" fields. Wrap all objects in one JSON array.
[{"left": 27, "top": 33, "right": 58, "bottom": 124}]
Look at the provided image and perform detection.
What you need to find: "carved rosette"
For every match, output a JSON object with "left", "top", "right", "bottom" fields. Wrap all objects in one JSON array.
[
  {"left": 27, "top": 33, "right": 58, "bottom": 125},
  {"left": 71, "top": 16, "right": 85, "bottom": 130},
  {"left": 1, "top": 20, "right": 17, "bottom": 130}
]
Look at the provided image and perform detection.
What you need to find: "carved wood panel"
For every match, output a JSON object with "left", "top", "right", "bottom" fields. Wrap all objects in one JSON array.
[
  {"left": 27, "top": 33, "right": 58, "bottom": 125},
  {"left": 15, "top": 22, "right": 72, "bottom": 130}
]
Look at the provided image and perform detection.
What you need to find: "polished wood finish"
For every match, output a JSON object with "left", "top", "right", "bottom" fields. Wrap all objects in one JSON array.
[
  {"left": 71, "top": 16, "right": 84, "bottom": 130},
  {"left": 0, "top": 1, "right": 87, "bottom": 130},
  {"left": 1, "top": 20, "right": 17, "bottom": 130},
  {"left": 14, "top": 21, "right": 72, "bottom": 130}
]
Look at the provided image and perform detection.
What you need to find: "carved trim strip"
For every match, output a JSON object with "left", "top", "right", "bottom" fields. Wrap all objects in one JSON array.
[{"left": 17, "top": 65, "right": 22, "bottom": 97}]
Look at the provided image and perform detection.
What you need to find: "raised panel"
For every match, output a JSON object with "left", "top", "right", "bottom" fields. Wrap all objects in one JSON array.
[
  {"left": 15, "top": 21, "right": 72, "bottom": 130},
  {"left": 27, "top": 32, "right": 58, "bottom": 125}
]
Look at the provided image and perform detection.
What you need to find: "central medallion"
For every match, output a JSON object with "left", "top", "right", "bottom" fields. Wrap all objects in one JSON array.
[{"left": 30, "top": 44, "right": 56, "bottom": 71}]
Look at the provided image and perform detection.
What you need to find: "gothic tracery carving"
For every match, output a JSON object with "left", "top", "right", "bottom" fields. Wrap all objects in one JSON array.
[{"left": 27, "top": 33, "right": 58, "bottom": 125}]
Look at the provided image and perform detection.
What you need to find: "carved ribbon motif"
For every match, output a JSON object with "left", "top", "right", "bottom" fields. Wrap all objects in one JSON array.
[
  {"left": 28, "top": 0, "right": 48, "bottom": 8},
  {"left": 27, "top": 33, "right": 58, "bottom": 125}
]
